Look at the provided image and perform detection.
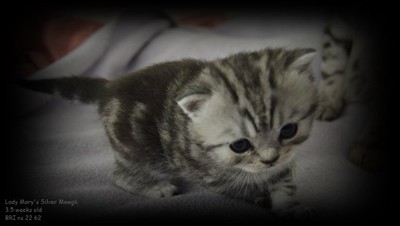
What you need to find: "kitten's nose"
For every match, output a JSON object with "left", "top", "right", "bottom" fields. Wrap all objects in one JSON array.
[
  {"left": 261, "top": 155, "right": 279, "bottom": 165},
  {"left": 259, "top": 148, "right": 279, "bottom": 165}
]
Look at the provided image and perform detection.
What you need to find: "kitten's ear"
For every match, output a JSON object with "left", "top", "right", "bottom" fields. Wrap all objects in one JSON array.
[
  {"left": 289, "top": 49, "right": 317, "bottom": 70},
  {"left": 177, "top": 94, "right": 211, "bottom": 119}
]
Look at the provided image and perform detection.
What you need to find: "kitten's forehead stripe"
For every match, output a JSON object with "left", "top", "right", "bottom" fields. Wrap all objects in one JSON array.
[
  {"left": 242, "top": 108, "right": 259, "bottom": 133},
  {"left": 269, "top": 95, "right": 277, "bottom": 129},
  {"left": 240, "top": 122, "right": 250, "bottom": 138},
  {"left": 279, "top": 107, "right": 285, "bottom": 126},
  {"left": 209, "top": 65, "right": 239, "bottom": 103},
  {"left": 222, "top": 52, "right": 271, "bottom": 131},
  {"left": 267, "top": 67, "right": 277, "bottom": 89},
  {"left": 258, "top": 54, "right": 271, "bottom": 131},
  {"left": 229, "top": 53, "right": 262, "bottom": 88},
  {"left": 264, "top": 52, "right": 277, "bottom": 130},
  {"left": 217, "top": 60, "right": 247, "bottom": 100},
  {"left": 259, "top": 116, "right": 268, "bottom": 131}
]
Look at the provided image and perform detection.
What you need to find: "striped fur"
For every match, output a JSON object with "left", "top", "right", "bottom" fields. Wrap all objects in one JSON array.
[
  {"left": 22, "top": 48, "right": 318, "bottom": 218},
  {"left": 317, "top": 16, "right": 384, "bottom": 172},
  {"left": 317, "top": 17, "right": 375, "bottom": 120}
]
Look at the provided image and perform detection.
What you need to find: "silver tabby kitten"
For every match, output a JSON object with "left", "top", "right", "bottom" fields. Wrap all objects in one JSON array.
[{"left": 22, "top": 48, "right": 318, "bottom": 218}]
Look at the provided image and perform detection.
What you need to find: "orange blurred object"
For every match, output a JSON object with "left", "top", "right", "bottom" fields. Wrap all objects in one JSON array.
[{"left": 15, "top": 14, "right": 103, "bottom": 77}]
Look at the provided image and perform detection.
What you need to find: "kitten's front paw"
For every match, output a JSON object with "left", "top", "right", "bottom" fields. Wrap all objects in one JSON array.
[
  {"left": 144, "top": 181, "right": 179, "bottom": 198},
  {"left": 316, "top": 78, "right": 345, "bottom": 121},
  {"left": 316, "top": 99, "right": 343, "bottom": 121},
  {"left": 315, "top": 84, "right": 344, "bottom": 121}
]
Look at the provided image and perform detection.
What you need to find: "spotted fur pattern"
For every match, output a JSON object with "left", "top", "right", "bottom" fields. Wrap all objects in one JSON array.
[
  {"left": 21, "top": 48, "right": 318, "bottom": 218},
  {"left": 317, "top": 17, "right": 374, "bottom": 120},
  {"left": 317, "top": 16, "right": 383, "bottom": 171}
]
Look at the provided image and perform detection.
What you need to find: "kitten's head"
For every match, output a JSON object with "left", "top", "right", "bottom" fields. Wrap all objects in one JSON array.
[{"left": 177, "top": 48, "right": 318, "bottom": 173}]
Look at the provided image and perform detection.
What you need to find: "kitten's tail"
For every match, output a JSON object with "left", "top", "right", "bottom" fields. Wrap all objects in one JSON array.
[{"left": 18, "top": 76, "right": 109, "bottom": 104}]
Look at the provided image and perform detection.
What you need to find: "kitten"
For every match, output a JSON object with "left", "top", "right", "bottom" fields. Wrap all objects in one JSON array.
[
  {"left": 316, "top": 16, "right": 384, "bottom": 171},
  {"left": 20, "top": 48, "right": 318, "bottom": 218}
]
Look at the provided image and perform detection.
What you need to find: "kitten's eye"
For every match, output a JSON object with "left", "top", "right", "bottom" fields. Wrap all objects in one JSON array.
[
  {"left": 229, "top": 138, "right": 252, "bottom": 153},
  {"left": 279, "top": 123, "right": 298, "bottom": 139}
]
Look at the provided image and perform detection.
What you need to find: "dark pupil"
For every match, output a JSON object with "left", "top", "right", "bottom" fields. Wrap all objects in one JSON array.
[
  {"left": 229, "top": 139, "right": 252, "bottom": 153},
  {"left": 279, "top": 123, "right": 298, "bottom": 139}
]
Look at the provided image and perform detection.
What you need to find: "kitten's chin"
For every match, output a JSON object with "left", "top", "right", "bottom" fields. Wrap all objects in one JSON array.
[
  {"left": 235, "top": 163, "right": 276, "bottom": 174},
  {"left": 235, "top": 157, "right": 292, "bottom": 174},
  {"left": 235, "top": 165, "right": 263, "bottom": 174}
]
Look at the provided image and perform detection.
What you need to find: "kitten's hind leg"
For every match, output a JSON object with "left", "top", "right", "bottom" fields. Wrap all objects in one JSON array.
[
  {"left": 113, "top": 160, "right": 179, "bottom": 198},
  {"left": 101, "top": 99, "right": 178, "bottom": 198}
]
